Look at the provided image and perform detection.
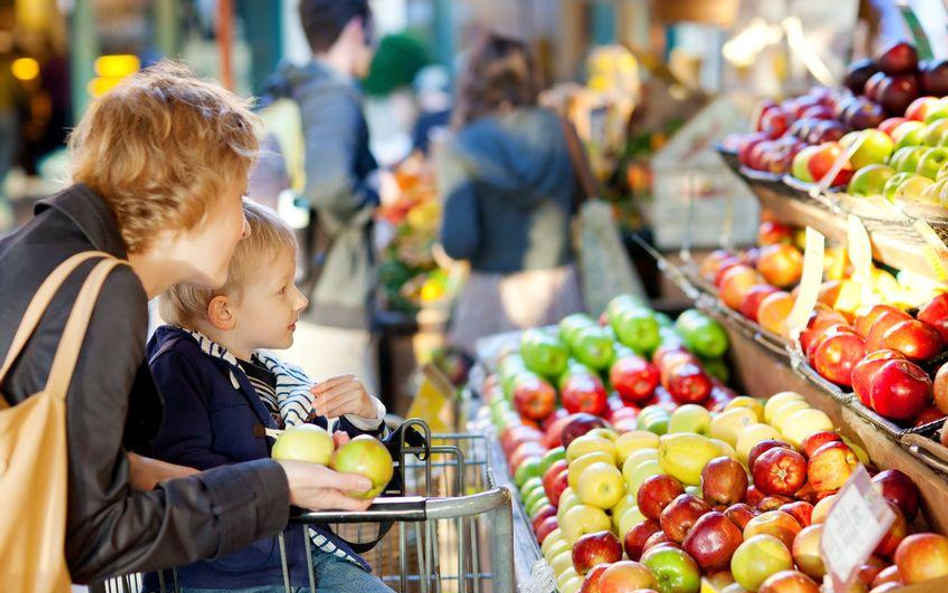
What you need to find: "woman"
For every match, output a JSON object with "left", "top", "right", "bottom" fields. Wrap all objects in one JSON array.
[
  {"left": 0, "top": 62, "right": 373, "bottom": 585},
  {"left": 436, "top": 33, "right": 584, "bottom": 354}
]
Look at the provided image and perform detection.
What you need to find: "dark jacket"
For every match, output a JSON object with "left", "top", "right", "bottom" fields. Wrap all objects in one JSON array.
[
  {"left": 0, "top": 184, "right": 290, "bottom": 584},
  {"left": 437, "top": 107, "right": 578, "bottom": 273},
  {"left": 273, "top": 60, "right": 379, "bottom": 330},
  {"left": 145, "top": 326, "right": 382, "bottom": 588}
]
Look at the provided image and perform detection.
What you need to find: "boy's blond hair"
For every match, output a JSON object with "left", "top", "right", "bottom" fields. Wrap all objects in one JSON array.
[
  {"left": 68, "top": 60, "right": 259, "bottom": 254},
  {"left": 160, "top": 200, "right": 298, "bottom": 327}
]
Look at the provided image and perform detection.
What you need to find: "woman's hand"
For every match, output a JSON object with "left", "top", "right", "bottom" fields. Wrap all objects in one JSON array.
[
  {"left": 277, "top": 460, "right": 374, "bottom": 511},
  {"left": 127, "top": 452, "right": 200, "bottom": 491},
  {"left": 310, "top": 374, "right": 377, "bottom": 419}
]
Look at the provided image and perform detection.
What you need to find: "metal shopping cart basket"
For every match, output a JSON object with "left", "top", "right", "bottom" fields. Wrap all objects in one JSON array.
[{"left": 91, "top": 419, "right": 515, "bottom": 593}]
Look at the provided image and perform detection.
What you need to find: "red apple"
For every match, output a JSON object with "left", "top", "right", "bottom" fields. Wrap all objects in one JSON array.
[
  {"left": 611, "top": 355, "right": 660, "bottom": 404},
  {"left": 701, "top": 456, "right": 748, "bottom": 507},
  {"left": 532, "top": 504, "right": 557, "bottom": 531},
  {"left": 753, "top": 448, "right": 808, "bottom": 497},
  {"left": 500, "top": 425, "right": 544, "bottom": 457},
  {"left": 881, "top": 319, "right": 943, "bottom": 362},
  {"left": 758, "top": 570, "right": 820, "bottom": 593},
  {"left": 800, "top": 308, "right": 850, "bottom": 353},
  {"left": 561, "top": 414, "right": 611, "bottom": 449},
  {"left": 643, "top": 530, "right": 675, "bottom": 553},
  {"left": 747, "top": 439, "right": 794, "bottom": 472},
  {"left": 637, "top": 474, "right": 686, "bottom": 521},
  {"left": 513, "top": 374, "right": 557, "bottom": 420},
  {"left": 741, "top": 284, "right": 781, "bottom": 322},
  {"left": 871, "top": 469, "right": 920, "bottom": 522},
  {"left": 758, "top": 221, "right": 795, "bottom": 246},
  {"left": 935, "top": 363, "right": 948, "bottom": 415},
  {"left": 544, "top": 465, "right": 570, "bottom": 506},
  {"left": 562, "top": 373, "right": 609, "bottom": 416},
  {"left": 535, "top": 515, "right": 559, "bottom": 545},
  {"left": 757, "top": 244, "right": 804, "bottom": 288},
  {"left": 807, "top": 141, "right": 854, "bottom": 187},
  {"left": 779, "top": 501, "right": 814, "bottom": 528},
  {"left": 660, "top": 494, "right": 713, "bottom": 544},
  {"left": 878, "top": 74, "right": 920, "bottom": 117},
  {"left": 743, "top": 510, "right": 803, "bottom": 550},
  {"left": 580, "top": 563, "right": 609, "bottom": 593},
  {"left": 573, "top": 530, "right": 623, "bottom": 574},
  {"left": 856, "top": 556, "right": 888, "bottom": 587},
  {"left": 811, "top": 328, "right": 866, "bottom": 387},
  {"left": 682, "top": 511, "right": 744, "bottom": 571},
  {"left": 879, "top": 117, "right": 908, "bottom": 138},
  {"left": 793, "top": 524, "right": 826, "bottom": 580},
  {"left": 852, "top": 350, "right": 906, "bottom": 407},
  {"left": 807, "top": 441, "right": 859, "bottom": 492},
  {"left": 869, "top": 359, "right": 933, "bottom": 421},
  {"left": 509, "top": 441, "right": 547, "bottom": 469},
  {"left": 720, "top": 265, "right": 766, "bottom": 311},
  {"left": 918, "top": 294, "right": 948, "bottom": 344},
  {"left": 864, "top": 309, "right": 914, "bottom": 352},
  {"left": 544, "top": 414, "right": 574, "bottom": 448},
  {"left": 624, "top": 519, "right": 662, "bottom": 561},
  {"left": 725, "top": 503, "right": 760, "bottom": 530},
  {"left": 895, "top": 533, "right": 948, "bottom": 585},
  {"left": 875, "top": 501, "right": 908, "bottom": 558},
  {"left": 662, "top": 362, "right": 712, "bottom": 405},
  {"left": 877, "top": 41, "right": 918, "bottom": 75},
  {"left": 713, "top": 257, "right": 745, "bottom": 288},
  {"left": 597, "top": 560, "right": 657, "bottom": 593},
  {"left": 758, "top": 495, "right": 794, "bottom": 512},
  {"left": 799, "top": 431, "right": 842, "bottom": 459},
  {"left": 856, "top": 305, "right": 909, "bottom": 339},
  {"left": 745, "top": 485, "right": 765, "bottom": 508}
]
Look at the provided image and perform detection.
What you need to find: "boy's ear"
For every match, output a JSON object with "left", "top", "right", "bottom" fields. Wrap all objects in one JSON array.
[{"left": 207, "top": 295, "right": 236, "bottom": 331}]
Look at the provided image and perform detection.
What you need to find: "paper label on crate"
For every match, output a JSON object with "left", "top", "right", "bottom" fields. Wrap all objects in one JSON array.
[
  {"left": 913, "top": 220, "right": 948, "bottom": 283},
  {"left": 820, "top": 465, "right": 895, "bottom": 593},
  {"left": 785, "top": 227, "right": 825, "bottom": 338},
  {"left": 847, "top": 215, "right": 875, "bottom": 308}
]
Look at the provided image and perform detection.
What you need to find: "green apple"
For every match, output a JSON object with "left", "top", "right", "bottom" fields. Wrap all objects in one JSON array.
[
  {"left": 559, "top": 313, "right": 596, "bottom": 345},
  {"left": 611, "top": 307, "right": 661, "bottom": 355},
  {"left": 668, "top": 404, "right": 712, "bottom": 435},
  {"left": 329, "top": 435, "right": 394, "bottom": 499},
  {"left": 637, "top": 405, "right": 670, "bottom": 435},
  {"left": 526, "top": 492, "right": 549, "bottom": 517},
  {"left": 890, "top": 146, "right": 926, "bottom": 173},
  {"left": 521, "top": 476, "right": 543, "bottom": 498},
  {"left": 925, "top": 99, "right": 948, "bottom": 124},
  {"left": 539, "top": 446, "right": 566, "bottom": 475},
  {"left": 520, "top": 328, "right": 568, "bottom": 378},
  {"left": 576, "top": 461, "right": 625, "bottom": 509},
  {"left": 730, "top": 535, "right": 794, "bottom": 592},
  {"left": 841, "top": 129, "right": 894, "bottom": 169},
  {"left": 923, "top": 118, "right": 948, "bottom": 146},
  {"left": 514, "top": 456, "right": 543, "bottom": 487},
  {"left": 791, "top": 145, "right": 820, "bottom": 182},
  {"left": 883, "top": 172, "right": 914, "bottom": 202},
  {"left": 641, "top": 545, "right": 702, "bottom": 593},
  {"left": 847, "top": 163, "right": 896, "bottom": 197},
  {"left": 893, "top": 120, "right": 926, "bottom": 148},
  {"left": 917, "top": 147, "right": 948, "bottom": 179},
  {"left": 570, "top": 325, "right": 616, "bottom": 371},
  {"left": 271, "top": 424, "right": 334, "bottom": 464},
  {"left": 894, "top": 175, "right": 934, "bottom": 202},
  {"left": 560, "top": 503, "right": 611, "bottom": 544}
]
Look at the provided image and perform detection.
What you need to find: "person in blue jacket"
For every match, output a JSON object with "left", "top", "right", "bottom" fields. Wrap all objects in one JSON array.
[{"left": 147, "top": 200, "right": 394, "bottom": 593}]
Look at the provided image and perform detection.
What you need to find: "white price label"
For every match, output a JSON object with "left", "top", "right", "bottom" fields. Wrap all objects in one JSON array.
[{"left": 820, "top": 465, "right": 895, "bottom": 593}]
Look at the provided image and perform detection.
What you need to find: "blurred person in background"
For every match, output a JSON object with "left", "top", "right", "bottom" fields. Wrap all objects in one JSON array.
[
  {"left": 436, "top": 33, "right": 584, "bottom": 355},
  {"left": 410, "top": 65, "right": 452, "bottom": 157},
  {"left": 262, "top": 0, "right": 382, "bottom": 390}
]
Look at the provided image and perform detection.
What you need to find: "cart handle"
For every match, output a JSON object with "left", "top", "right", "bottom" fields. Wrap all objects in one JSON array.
[{"left": 288, "top": 487, "right": 512, "bottom": 524}]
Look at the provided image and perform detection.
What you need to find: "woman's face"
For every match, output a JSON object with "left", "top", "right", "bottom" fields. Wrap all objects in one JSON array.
[{"left": 173, "top": 179, "right": 250, "bottom": 289}]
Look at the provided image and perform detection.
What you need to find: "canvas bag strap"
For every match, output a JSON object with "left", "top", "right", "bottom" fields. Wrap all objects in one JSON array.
[
  {"left": 44, "top": 258, "right": 126, "bottom": 398},
  {"left": 558, "top": 116, "right": 602, "bottom": 205},
  {"left": 0, "top": 252, "right": 115, "bottom": 405}
]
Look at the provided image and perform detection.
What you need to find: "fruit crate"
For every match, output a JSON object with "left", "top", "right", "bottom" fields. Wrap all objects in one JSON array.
[{"left": 92, "top": 420, "right": 517, "bottom": 593}]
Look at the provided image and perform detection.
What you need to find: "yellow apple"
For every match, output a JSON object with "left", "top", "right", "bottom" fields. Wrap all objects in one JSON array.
[
  {"left": 710, "top": 407, "right": 758, "bottom": 446},
  {"left": 550, "top": 549, "right": 574, "bottom": 575},
  {"left": 841, "top": 436, "right": 870, "bottom": 465},
  {"left": 668, "top": 404, "right": 712, "bottom": 435},
  {"left": 711, "top": 438, "right": 738, "bottom": 460},
  {"left": 764, "top": 392, "right": 805, "bottom": 424},
  {"left": 658, "top": 432, "right": 721, "bottom": 486},
  {"left": 566, "top": 435, "right": 616, "bottom": 463},
  {"left": 725, "top": 396, "right": 766, "bottom": 422},
  {"left": 544, "top": 537, "right": 569, "bottom": 562},
  {"left": 560, "top": 575, "right": 583, "bottom": 593},
  {"left": 617, "top": 505, "right": 647, "bottom": 537},
  {"left": 626, "top": 459, "right": 664, "bottom": 497},
  {"left": 557, "top": 488, "right": 581, "bottom": 523},
  {"left": 557, "top": 568, "right": 579, "bottom": 588},
  {"left": 611, "top": 493, "right": 638, "bottom": 529},
  {"left": 271, "top": 424, "right": 334, "bottom": 464},
  {"left": 541, "top": 528, "right": 564, "bottom": 555},
  {"left": 615, "top": 431, "right": 660, "bottom": 462},
  {"left": 577, "top": 462, "right": 626, "bottom": 509},
  {"left": 770, "top": 400, "right": 811, "bottom": 434},
  {"left": 561, "top": 504, "right": 611, "bottom": 544},
  {"left": 736, "top": 423, "right": 782, "bottom": 465},
  {"left": 622, "top": 448, "right": 659, "bottom": 481},
  {"left": 568, "top": 451, "right": 615, "bottom": 491},
  {"left": 588, "top": 427, "right": 619, "bottom": 441},
  {"left": 781, "top": 408, "right": 834, "bottom": 448}
]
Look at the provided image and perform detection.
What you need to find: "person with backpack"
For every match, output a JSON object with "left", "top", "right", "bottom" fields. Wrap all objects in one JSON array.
[
  {"left": 436, "top": 33, "right": 585, "bottom": 354},
  {"left": 252, "top": 0, "right": 382, "bottom": 391}
]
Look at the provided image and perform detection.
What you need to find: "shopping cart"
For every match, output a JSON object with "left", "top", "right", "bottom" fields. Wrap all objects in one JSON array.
[{"left": 91, "top": 419, "right": 515, "bottom": 593}]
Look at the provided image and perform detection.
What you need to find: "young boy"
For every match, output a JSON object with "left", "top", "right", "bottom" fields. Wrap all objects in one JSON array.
[{"left": 147, "top": 200, "right": 394, "bottom": 592}]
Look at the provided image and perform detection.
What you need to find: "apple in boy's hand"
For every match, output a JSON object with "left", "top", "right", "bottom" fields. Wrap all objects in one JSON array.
[
  {"left": 330, "top": 435, "right": 394, "bottom": 499},
  {"left": 272, "top": 424, "right": 334, "bottom": 465}
]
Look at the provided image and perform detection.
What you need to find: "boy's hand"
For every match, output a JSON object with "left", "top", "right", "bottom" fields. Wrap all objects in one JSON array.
[{"left": 310, "top": 374, "right": 377, "bottom": 420}]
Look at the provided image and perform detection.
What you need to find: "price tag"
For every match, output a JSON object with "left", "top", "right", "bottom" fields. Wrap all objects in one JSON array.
[
  {"left": 913, "top": 220, "right": 948, "bottom": 283},
  {"left": 785, "top": 227, "right": 825, "bottom": 339},
  {"left": 820, "top": 465, "right": 895, "bottom": 593},
  {"left": 847, "top": 215, "right": 875, "bottom": 309}
]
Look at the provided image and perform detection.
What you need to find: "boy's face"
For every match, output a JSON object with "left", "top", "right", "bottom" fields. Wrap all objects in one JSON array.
[{"left": 229, "top": 248, "right": 308, "bottom": 354}]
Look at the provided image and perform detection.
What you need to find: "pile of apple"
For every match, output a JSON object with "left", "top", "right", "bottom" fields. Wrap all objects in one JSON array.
[
  {"left": 798, "top": 297, "right": 948, "bottom": 428},
  {"left": 502, "top": 381, "right": 948, "bottom": 593}
]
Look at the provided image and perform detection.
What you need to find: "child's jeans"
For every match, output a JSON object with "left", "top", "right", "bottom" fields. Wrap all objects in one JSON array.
[{"left": 176, "top": 550, "right": 395, "bottom": 593}]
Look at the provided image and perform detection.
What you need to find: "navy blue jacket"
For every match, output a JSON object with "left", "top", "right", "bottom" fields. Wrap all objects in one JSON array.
[{"left": 145, "top": 326, "right": 383, "bottom": 589}]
